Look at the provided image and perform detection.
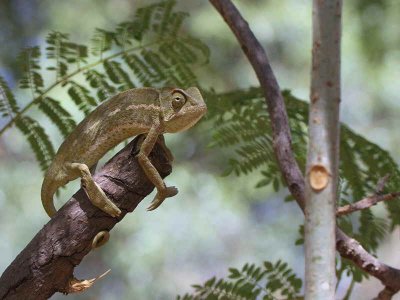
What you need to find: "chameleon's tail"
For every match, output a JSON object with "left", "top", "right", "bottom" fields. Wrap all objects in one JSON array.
[{"left": 41, "top": 175, "right": 59, "bottom": 218}]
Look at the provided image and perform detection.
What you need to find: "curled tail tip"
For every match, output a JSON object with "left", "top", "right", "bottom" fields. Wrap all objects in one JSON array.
[
  {"left": 41, "top": 192, "right": 57, "bottom": 218},
  {"left": 41, "top": 177, "right": 58, "bottom": 218},
  {"left": 44, "top": 204, "right": 57, "bottom": 218}
]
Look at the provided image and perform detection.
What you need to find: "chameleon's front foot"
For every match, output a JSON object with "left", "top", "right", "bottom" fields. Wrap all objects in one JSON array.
[{"left": 147, "top": 186, "right": 178, "bottom": 211}]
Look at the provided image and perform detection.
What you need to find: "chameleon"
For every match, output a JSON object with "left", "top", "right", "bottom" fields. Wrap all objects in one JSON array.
[{"left": 41, "top": 86, "right": 207, "bottom": 224}]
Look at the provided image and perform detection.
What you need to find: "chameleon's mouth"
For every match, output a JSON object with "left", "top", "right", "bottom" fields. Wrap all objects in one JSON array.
[{"left": 165, "top": 104, "right": 207, "bottom": 133}]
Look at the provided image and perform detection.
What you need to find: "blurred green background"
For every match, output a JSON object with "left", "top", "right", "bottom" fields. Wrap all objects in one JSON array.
[{"left": 0, "top": 0, "right": 399, "bottom": 299}]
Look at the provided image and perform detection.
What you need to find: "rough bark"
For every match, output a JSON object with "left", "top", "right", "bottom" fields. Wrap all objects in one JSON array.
[
  {"left": 304, "top": 1, "right": 342, "bottom": 298},
  {"left": 0, "top": 135, "right": 172, "bottom": 299},
  {"left": 209, "top": 0, "right": 400, "bottom": 298}
]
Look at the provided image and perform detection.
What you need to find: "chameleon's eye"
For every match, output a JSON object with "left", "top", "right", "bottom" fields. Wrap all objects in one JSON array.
[{"left": 171, "top": 92, "right": 186, "bottom": 110}]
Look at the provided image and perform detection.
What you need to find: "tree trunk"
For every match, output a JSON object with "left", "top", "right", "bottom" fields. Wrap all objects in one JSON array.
[{"left": 305, "top": 1, "right": 342, "bottom": 299}]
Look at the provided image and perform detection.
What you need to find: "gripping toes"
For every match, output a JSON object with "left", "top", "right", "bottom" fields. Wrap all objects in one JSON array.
[
  {"left": 68, "top": 162, "right": 121, "bottom": 217},
  {"left": 82, "top": 178, "right": 121, "bottom": 217},
  {"left": 147, "top": 186, "right": 178, "bottom": 211}
]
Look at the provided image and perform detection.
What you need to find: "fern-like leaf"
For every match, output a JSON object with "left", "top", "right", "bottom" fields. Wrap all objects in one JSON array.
[
  {"left": 18, "top": 47, "right": 44, "bottom": 95},
  {"left": 38, "top": 97, "right": 76, "bottom": 138},
  {"left": 46, "top": 31, "right": 69, "bottom": 78},
  {"left": 67, "top": 81, "right": 97, "bottom": 115},
  {"left": 136, "top": 0, "right": 188, "bottom": 38},
  {"left": 135, "top": 0, "right": 177, "bottom": 38},
  {"left": 115, "top": 21, "right": 143, "bottom": 47},
  {"left": 85, "top": 70, "right": 116, "bottom": 100},
  {"left": 15, "top": 116, "right": 55, "bottom": 172},
  {"left": 46, "top": 31, "right": 88, "bottom": 79},
  {"left": 0, "top": 76, "right": 19, "bottom": 118},
  {"left": 124, "top": 50, "right": 170, "bottom": 87},
  {"left": 103, "top": 60, "right": 135, "bottom": 91},
  {"left": 180, "top": 36, "right": 210, "bottom": 64},
  {"left": 356, "top": 209, "right": 388, "bottom": 253},
  {"left": 123, "top": 53, "right": 156, "bottom": 87},
  {"left": 178, "top": 260, "right": 302, "bottom": 300},
  {"left": 159, "top": 40, "right": 200, "bottom": 86},
  {"left": 91, "top": 29, "right": 116, "bottom": 58}
]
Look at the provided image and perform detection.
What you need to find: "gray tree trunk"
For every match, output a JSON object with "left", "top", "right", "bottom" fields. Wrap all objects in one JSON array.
[{"left": 305, "top": 1, "right": 342, "bottom": 299}]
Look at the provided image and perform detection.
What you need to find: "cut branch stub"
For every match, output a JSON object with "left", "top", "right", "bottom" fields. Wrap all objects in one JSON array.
[{"left": 308, "top": 164, "right": 330, "bottom": 191}]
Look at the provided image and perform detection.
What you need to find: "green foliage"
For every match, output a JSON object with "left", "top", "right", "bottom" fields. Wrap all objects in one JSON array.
[
  {"left": 0, "top": 0, "right": 209, "bottom": 172},
  {"left": 46, "top": 31, "right": 88, "bottom": 79},
  {"left": 38, "top": 97, "right": 76, "bottom": 138},
  {"left": 177, "top": 260, "right": 302, "bottom": 300},
  {"left": 67, "top": 81, "right": 98, "bottom": 115},
  {"left": 0, "top": 76, "right": 19, "bottom": 118},
  {"left": 18, "top": 47, "right": 44, "bottom": 95},
  {"left": 206, "top": 87, "right": 400, "bottom": 285},
  {"left": 103, "top": 60, "right": 135, "bottom": 90},
  {"left": 91, "top": 28, "right": 116, "bottom": 58},
  {"left": 84, "top": 70, "right": 116, "bottom": 100},
  {"left": 354, "top": 0, "right": 390, "bottom": 64},
  {"left": 15, "top": 116, "right": 55, "bottom": 172}
]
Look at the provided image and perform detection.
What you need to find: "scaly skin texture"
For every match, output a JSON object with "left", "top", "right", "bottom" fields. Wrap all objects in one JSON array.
[{"left": 41, "top": 87, "right": 207, "bottom": 245}]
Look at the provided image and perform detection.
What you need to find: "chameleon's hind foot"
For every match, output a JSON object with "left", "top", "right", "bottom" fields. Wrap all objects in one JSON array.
[
  {"left": 81, "top": 177, "right": 121, "bottom": 217},
  {"left": 67, "top": 162, "right": 121, "bottom": 217},
  {"left": 147, "top": 186, "right": 178, "bottom": 211}
]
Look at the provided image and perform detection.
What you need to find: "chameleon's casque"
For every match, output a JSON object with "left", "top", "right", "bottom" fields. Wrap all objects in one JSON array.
[{"left": 41, "top": 87, "right": 207, "bottom": 220}]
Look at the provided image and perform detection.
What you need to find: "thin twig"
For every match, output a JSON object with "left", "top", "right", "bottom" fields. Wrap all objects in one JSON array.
[{"left": 337, "top": 192, "right": 400, "bottom": 216}]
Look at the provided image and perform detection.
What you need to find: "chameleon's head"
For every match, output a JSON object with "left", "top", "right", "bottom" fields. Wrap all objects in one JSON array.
[{"left": 160, "top": 87, "right": 207, "bottom": 133}]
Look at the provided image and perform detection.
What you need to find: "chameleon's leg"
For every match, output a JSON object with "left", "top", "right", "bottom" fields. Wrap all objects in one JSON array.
[
  {"left": 137, "top": 126, "right": 178, "bottom": 211},
  {"left": 92, "top": 231, "right": 110, "bottom": 249},
  {"left": 66, "top": 162, "right": 121, "bottom": 217}
]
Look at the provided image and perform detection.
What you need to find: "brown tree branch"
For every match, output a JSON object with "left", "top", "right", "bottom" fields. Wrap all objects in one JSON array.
[
  {"left": 209, "top": 0, "right": 306, "bottom": 212},
  {"left": 209, "top": 0, "right": 400, "bottom": 297},
  {"left": 0, "top": 135, "right": 172, "bottom": 299},
  {"left": 337, "top": 192, "right": 400, "bottom": 216},
  {"left": 336, "top": 229, "right": 400, "bottom": 299}
]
